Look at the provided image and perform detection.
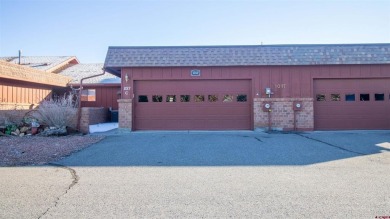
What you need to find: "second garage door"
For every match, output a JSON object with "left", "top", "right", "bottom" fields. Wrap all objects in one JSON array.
[
  {"left": 134, "top": 80, "right": 252, "bottom": 130},
  {"left": 314, "top": 78, "right": 390, "bottom": 130}
]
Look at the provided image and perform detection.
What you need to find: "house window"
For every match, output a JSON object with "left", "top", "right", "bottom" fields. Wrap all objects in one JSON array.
[{"left": 81, "top": 89, "right": 96, "bottom": 101}]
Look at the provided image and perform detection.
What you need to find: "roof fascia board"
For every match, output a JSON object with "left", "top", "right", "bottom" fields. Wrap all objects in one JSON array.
[
  {"left": 46, "top": 56, "right": 80, "bottom": 73},
  {"left": 69, "top": 83, "right": 121, "bottom": 87},
  {"left": 0, "top": 60, "right": 72, "bottom": 87}
]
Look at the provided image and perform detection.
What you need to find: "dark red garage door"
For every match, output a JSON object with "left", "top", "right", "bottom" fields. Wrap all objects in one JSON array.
[
  {"left": 314, "top": 79, "right": 390, "bottom": 130},
  {"left": 134, "top": 80, "right": 252, "bottom": 130}
]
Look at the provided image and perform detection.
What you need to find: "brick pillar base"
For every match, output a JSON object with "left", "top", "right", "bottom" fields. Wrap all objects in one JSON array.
[
  {"left": 253, "top": 98, "right": 314, "bottom": 131},
  {"left": 118, "top": 99, "right": 132, "bottom": 130},
  {"left": 79, "top": 107, "right": 108, "bottom": 134}
]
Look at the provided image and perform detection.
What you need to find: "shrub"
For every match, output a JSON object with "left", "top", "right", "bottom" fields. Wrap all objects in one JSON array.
[
  {"left": 33, "top": 94, "right": 78, "bottom": 129},
  {"left": 5, "top": 124, "right": 17, "bottom": 135}
]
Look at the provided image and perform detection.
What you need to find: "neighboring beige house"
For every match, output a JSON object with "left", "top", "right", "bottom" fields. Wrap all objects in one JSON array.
[{"left": 0, "top": 59, "right": 72, "bottom": 122}]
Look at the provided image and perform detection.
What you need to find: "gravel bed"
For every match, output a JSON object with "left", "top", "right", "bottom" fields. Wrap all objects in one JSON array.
[{"left": 0, "top": 135, "right": 104, "bottom": 166}]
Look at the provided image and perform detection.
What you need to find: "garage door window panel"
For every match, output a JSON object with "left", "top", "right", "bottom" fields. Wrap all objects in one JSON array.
[
  {"left": 223, "top": 95, "right": 234, "bottom": 102},
  {"left": 208, "top": 95, "right": 218, "bottom": 102},
  {"left": 152, "top": 95, "right": 163, "bottom": 102},
  {"left": 194, "top": 95, "right": 205, "bottom": 102},
  {"left": 360, "top": 94, "right": 370, "bottom": 101},
  {"left": 180, "top": 95, "right": 190, "bottom": 102},
  {"left": 138, "top": 95, "right": 149, "bottom": 102},
  {"left": 374, "top": 93, "right": 384, "bottom": 101},
  {"left": 237, "top": 94, "right": 247, "bottom": 102},
  {"left": 331, "top": 94, "right": 341, "bottom": 101},
  {"left": 345, "top": 94, "right": 355, "bottom": 101},
  {"left": 316, "top": 94, "right": 326, "bottom": 101},
  {"left": 166, "top": 95, "right": 176, "bottom": 102}
]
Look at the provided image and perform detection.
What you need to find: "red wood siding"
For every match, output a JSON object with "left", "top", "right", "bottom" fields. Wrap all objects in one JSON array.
[
  {"left": 80, "top": 85, "right": 120, "bottom": 110},
  {"left": 121, "top": 64, "right": 390, "bottom": 100},
  {"left": 0, "top": 78, "right": 52, "bottom": 104}
]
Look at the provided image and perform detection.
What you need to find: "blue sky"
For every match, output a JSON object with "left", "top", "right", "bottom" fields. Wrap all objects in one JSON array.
[{"left": 0, "top": 0, "right": 389, "bottom": 63}]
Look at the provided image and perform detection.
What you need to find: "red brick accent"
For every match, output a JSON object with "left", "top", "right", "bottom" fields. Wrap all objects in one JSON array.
[
  {"left": 79, "top": 107, "right": 108, "bottom": 134},
  {"left": 118, "top": 99, "right": 132, "bottom": 130},
  {"left": 254, "top": 98, "right": 314, "bottom": 131}
]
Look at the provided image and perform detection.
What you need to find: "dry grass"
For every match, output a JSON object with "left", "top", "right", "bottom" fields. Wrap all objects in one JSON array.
[{"left": 33, "top": 94, "right": 77, "bottom": 129}]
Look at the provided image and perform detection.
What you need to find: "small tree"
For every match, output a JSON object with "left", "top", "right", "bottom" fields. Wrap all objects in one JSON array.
[{"left": 33, "top": 94, "right": 78, "bottom": 129}]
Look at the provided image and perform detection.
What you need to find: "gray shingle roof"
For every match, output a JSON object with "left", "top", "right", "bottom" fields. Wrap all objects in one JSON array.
[
  {"left": 104, "top": 44, "right": 390, "bottom": 70},
  {"left": 0, "top": 56, "right": 77, "bottom": 71},
  {"left": 59, "top": 63, "right": 120, "bottom": 84}
]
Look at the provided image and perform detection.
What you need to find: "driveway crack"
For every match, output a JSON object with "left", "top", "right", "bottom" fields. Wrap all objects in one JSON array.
[
  {"left": 295, "top": 133, "right": 367, "bottom": 156},
  {"left": 254, "top": 137, "right": 263, "bottom": 142},
  {"left": 38, "top": 163, "right": 79, "bottom": 219}
]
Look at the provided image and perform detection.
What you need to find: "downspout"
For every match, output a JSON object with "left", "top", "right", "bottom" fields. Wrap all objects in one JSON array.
[{"left": 76, "top": 68, "right": 106, "bottom": 131}]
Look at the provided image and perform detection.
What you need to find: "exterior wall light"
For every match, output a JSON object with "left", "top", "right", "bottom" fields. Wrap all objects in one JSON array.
[{"left": 265, "top": 88, "right": 273, "bottom": 98}]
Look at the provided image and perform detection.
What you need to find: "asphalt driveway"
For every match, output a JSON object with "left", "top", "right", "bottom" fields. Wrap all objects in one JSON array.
[{"left": 1, "top": 130, "right": 389, "bottom": 218}]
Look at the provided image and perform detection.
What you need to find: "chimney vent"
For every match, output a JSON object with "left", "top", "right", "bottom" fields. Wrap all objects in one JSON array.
[{"left": 18, "top": 50, "right": 22, "bottom": 65}]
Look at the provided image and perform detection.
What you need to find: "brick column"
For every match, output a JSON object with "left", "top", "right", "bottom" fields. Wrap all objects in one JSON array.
[
  {"left": 253, "top": 98, "right": 314, "bottom": 131},
  {"left": 118, "top": 99, "right": 132, "bottom": 130},
  {"left": 79, "top": 108, "right": 90, "bottom": 134},
  {"left": 79, "top": 107, "right": 108, "bottom": 134}
]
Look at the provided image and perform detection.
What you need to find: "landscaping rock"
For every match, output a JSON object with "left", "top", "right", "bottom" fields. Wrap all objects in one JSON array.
[
  {"left": 20, "top": 127, "right": 29, "bottom": 133},
  {"left": 19, "top": 133, "right": 25, "bottom": 137},
  {"left": 39, "top": 127, "right": 67, "bottom": 136}
]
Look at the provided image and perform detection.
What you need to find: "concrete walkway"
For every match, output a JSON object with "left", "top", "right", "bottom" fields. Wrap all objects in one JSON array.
[{"left": 1, "top": 130, "right": 389, "bottom": 218}]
